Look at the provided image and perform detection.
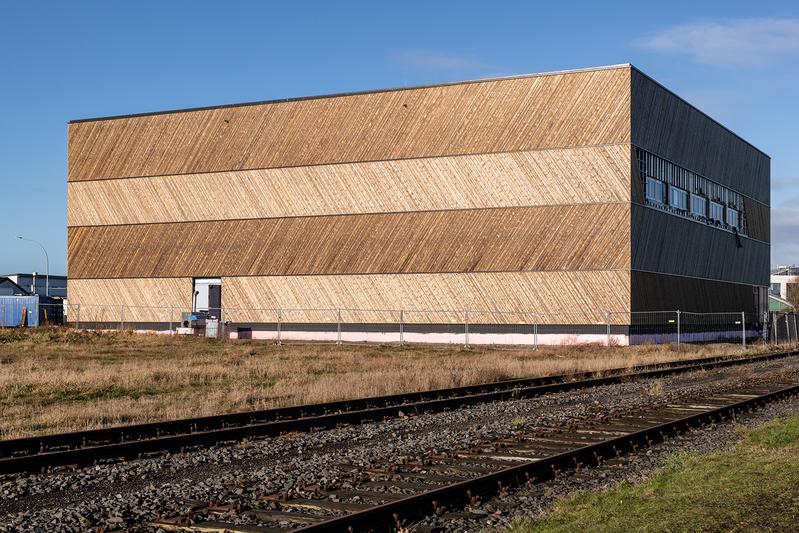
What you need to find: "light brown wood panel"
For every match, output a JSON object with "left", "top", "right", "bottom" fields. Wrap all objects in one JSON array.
[
  {"left": 68, "top": 67, "right": 632, "bottom": 182},
  {"left": 222, "top": 271, "right": 631, "bottom": 325},
  {"left": 68, "top": 204, "right": 631, "bottom": 279},
  {"left": 631, "top": 205, "right": 769, "bottom": 286},
  {"left": 631, "top": 69, "right": 770, "bottom": 204},
  {"left": 743, "top": 197, "right": 770, "bottom": 242},
  {"left": 67, "top": 145, "right": 632, "bottom": 227},
  {"left": 67, "top": 278, "right": 191, "bottom": 322}
]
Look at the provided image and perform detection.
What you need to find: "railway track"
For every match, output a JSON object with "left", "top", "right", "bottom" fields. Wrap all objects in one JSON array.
[
  {"left": 1, "top": 349, "right": 797, "bottom": 476},
  {"left": 146, "top": 375, "right": 799, "bottom": 533}
]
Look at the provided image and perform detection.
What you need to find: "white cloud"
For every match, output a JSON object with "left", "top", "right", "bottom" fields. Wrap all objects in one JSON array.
[
  {"left": 772, "top": 176, "right": 799, "bottom": 193},
  {"left": 637, "top": 18, "right": 799, "bottom": 67},
  {"left": 395, "top": 50, "right": 491, "bottom": 72}
]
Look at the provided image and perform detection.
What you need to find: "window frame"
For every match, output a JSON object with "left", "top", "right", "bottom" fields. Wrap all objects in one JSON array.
[
  {"left": 726, "top": 207, "right": 739, "bottom": 230},
  {"left": 646, "top": 177, "right": 665, "bottom": 205},
  {"left": 710, "top": 201, "right": 725, "bottom": 222},
  {"left": 669, "top": 186, "right": 688, "bottom": 211},
  {"left": 690, "top": 194, "right": 707, "bottom": 218}
]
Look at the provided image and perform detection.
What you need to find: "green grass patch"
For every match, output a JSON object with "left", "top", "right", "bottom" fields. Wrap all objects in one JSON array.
[{"left": 507, "top": 413, "right": 799, "bottom": 533}]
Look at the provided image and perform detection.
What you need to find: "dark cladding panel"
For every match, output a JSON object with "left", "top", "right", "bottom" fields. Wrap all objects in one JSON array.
[
  {"left": 631, "top": 271, "right": 761, "bottom": 315},
  {"left": 631, "top": 205, "right": 769, "bottom": 287},
  {"left": 631, "top": 69, "right": 770, "bottom": 204}
]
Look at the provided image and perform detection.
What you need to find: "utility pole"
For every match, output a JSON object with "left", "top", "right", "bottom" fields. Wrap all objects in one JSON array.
[{"left": 16, "top": 236, "right": 49, "bottom": 297}]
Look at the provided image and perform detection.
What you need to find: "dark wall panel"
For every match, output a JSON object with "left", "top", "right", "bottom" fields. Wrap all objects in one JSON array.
[
  {"left": 68, "top": 204, "right": 631, "bottom": 279},
  {"left": 743, "top": 197, "right": 770, "bottom": 243},
  {"left": 631, "top": 271, "right": 759, "bottom": 314},
  {"left": 632, "top": 205, "right": 769, "bottom": 286},
  {"left": 631, "top": 69, "right": 770, "bottom": 204}
]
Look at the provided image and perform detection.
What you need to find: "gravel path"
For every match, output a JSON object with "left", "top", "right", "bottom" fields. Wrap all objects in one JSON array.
[{"left": 1, "top": 357, "right": 797, "bottom": 532}]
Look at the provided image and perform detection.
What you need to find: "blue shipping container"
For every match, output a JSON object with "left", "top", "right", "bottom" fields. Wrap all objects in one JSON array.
[{"left": 0, "top": 295, "right": 40, "bottom": 327}]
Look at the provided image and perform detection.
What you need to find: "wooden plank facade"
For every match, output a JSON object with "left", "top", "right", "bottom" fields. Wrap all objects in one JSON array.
[{"left": 67, "top": 64, "right": 770, "bottom": 336}]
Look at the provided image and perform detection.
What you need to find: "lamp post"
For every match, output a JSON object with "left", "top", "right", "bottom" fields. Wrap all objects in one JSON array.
[{"left": 16, "top": 236, "right": 49, "bottom": 297}]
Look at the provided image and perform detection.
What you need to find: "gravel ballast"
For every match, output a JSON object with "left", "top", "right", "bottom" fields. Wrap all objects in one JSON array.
[{"left": 1, "top": 357, "right": 798, "bottom": 532}]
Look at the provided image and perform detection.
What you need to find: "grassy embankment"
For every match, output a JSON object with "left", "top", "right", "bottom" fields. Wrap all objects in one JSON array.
[
  {"left": 0, "top": 328, "right": 769, "bottom": 439},
  {"left": 508, "top": 413, "right": 799, "bottom": 532}
]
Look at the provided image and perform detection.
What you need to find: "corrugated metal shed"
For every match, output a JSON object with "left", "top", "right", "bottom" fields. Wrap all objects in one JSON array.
[{"left": 0, "top": 295, "right": 40, "bottom": 327}]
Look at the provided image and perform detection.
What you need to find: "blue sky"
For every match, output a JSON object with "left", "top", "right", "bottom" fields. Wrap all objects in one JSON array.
[{"left": 1, "top": 1, "right": 797, "bottom": 275}]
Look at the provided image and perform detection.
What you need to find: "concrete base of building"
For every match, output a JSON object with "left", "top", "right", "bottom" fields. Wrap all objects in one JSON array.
[
  {"left": 72, "top": 323, "right": 760, "bottom": 347},
  {"left": 227, "top": 329, "right": 630, "bottom": 346}
]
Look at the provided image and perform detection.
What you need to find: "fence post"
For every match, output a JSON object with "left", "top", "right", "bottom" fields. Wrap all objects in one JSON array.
[
  {"left": 120, "top": 305, "right": 125, "bottom": 330},
  {"left": 741, "top": 311, "right": 746, "bottom": 348},
  {"left": 676, "top": 310, "right": 681, "bottom": 350},
  {"left": 75, "top": 304, "right": 81, "bottom": 330},
  {"left": 533, "top": 313, "right": 539, "bottom": 351},
  {"left": 794, "top": 315, "right": 798, "bottom": 345},
  {"left": 399, "top": 310, "right": 404, "bottom": 345},
  {"left": 605, "top": 312, "right": 611, "bottom": 347},
  {"left": 277, "top": 309, "right": 282, "bottom": 345},
  {"left": 168, "top": 307, "right": 174, "bottom": 332},
  {"left": 1, "top": 304, "right": 4, "bottom": 328},
  {"left": 464, "top": 311, "right": 469, "bottom": 348},
  {"left": 336, "top": 308, "right": 342, "bottom": 345},
  {"left": 786, "top": 315, "right": 791, "bottom": 345}
]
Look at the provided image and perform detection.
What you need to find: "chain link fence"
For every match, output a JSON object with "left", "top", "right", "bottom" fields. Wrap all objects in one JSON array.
[{"left": 4, "top": 301, "right": 796, "bottom": 348}]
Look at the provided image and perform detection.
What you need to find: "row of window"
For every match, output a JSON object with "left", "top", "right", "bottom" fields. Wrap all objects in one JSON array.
[
  {"left": 646, "top": 177, "right": 740, "bottom": 229},
  {"left": 637, "top": 148, "right": 746, "bottom": 235}
]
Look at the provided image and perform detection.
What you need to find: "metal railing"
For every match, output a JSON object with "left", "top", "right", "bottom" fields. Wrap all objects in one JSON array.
[{"left": 5, "top": 302, "right": 796, "bottom": 349}]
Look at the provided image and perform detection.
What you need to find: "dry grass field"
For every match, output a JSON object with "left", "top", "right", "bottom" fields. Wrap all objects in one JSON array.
[{"left": 0, "top": 328, "right": 772, "bottom": 439}]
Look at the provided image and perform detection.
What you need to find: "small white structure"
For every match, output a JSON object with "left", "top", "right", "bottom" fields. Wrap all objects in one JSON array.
[{"left": 770, "top": 265, "right": 799, "bottom": 300}]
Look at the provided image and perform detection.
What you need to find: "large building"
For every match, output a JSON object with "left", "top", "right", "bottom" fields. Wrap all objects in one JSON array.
[{"left": 67, "top": 64, "right": 770, "bottom": 344}]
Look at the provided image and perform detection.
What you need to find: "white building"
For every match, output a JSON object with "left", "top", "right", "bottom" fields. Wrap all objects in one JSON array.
[{"left": 770, "top": 265, "right": 798, "bottom": 301}]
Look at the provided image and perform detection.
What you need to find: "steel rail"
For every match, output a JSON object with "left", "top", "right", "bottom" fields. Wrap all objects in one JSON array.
[
  {"left": 0, "top": 349, "right": 796, "bottom": 475},
  {"left": 293, "top": 381, "right": 799, "bottom": 532}
]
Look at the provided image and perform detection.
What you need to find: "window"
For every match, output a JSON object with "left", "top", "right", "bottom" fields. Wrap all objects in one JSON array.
[
  {"left": 669, "top": 186, "right": 688, "bottom": 210},
  {"left": 770, "top": 283, "right": 781, "bottom": 296},
  {"left": 710, "top": 201, "right": 724, "bottom": 221},
  {"left": 691, "top": 194, "right": 707, "bottom": 217},
  {"left": 634, "top": 147, "right": 748, "bottom": 236},
  {"left": 646, "top": 177, "right": 665, "bottom": 204},
  {"left": 726, "top": 207, "right": 739, "bottom": 229}
]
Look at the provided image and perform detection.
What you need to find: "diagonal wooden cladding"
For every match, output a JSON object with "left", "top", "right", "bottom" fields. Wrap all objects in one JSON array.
[
  {"left": 68, "top": 204, "right": 631, "bottom": 279},
  {"left": 67, "top": 278, "right": 191, "bottom": 323},
  {"left": 67, "top": 145, "right": 632, "bottom": 227},
  {"left": 222, "top": 271, "right": 632, "bottom": 325},
  {"left": 631, "top": 69, "right": 770, "bottom": 204},
  {"left": 68, "top": 67, "right": 632, "bottom": 182}
]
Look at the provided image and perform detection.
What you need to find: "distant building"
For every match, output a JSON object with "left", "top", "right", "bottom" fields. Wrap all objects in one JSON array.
[
  {"left": 0, "top": 277, "right": 29, "bottom": 296},
  {"left": 770, "top": 265, "right": 798, "bottom": 305},
  {"left": 2, "top": 273, "right": 67, "bottom": 298}
]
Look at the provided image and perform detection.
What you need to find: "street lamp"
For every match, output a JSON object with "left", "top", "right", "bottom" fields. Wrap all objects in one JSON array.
[{"left": 16, "top": 236, "right": 49, "bottom": 297}]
